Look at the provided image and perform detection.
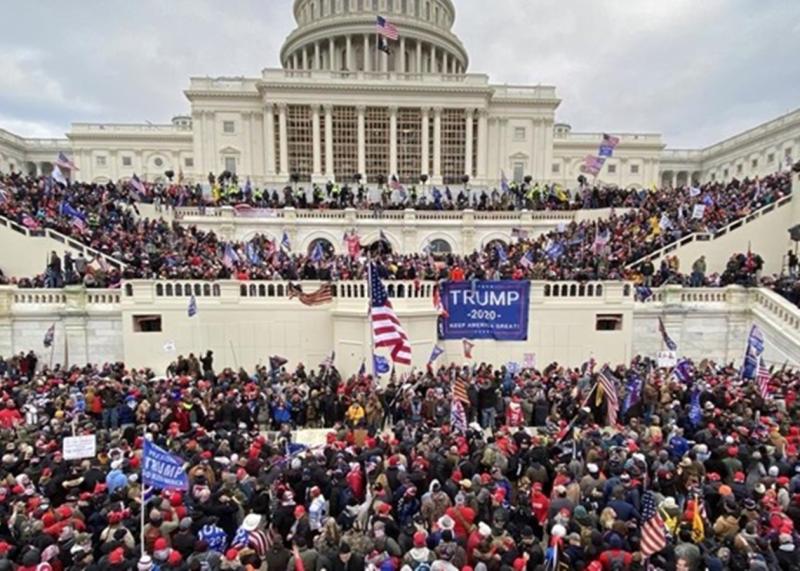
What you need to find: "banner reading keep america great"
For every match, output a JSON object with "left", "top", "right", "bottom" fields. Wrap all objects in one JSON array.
[{"left": 438, "top": 281, "right": 530, "bottom": 340}]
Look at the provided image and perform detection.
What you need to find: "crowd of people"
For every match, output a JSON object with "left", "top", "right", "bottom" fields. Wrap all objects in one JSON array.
[
  {"left": 0, "top": 350, "right": 797, "bottom": 570},
  {"left": 0, "top": 170, "right": 792, "bottom": 287}
]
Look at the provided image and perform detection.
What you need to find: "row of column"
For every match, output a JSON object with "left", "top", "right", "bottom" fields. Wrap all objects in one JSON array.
[
  {"left": 287, "top": 34, "right": 464, "bottom": 75},
  {"left": 263, "top": 104, "right": 488, "bottom": 182}
]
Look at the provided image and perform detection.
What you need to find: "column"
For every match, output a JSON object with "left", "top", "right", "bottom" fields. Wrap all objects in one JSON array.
[
  {"left": 278, "top": 103, "right": 288, "bottom": 175},
  {"left": 443, "top": 52, "right": 449, "bottom": 75},
  {"left": 345, "top": 35, "right": 352, "bottom": 71},
  {"left": 303, "top": 47, "right": 309, "bottom": 70},
  {"left": 381, "top": 44, "right": 388, "bottom": 72},
  {"left": 433, "top": 107, "right": 442, "bottom": 182},
  {"left": 389, "top": 106, "right": 398, "bottom": 177},
  {"left": 312, "top": 104, "right": 322, "bottom": 178},
  {"left": 430, "top": 45, "right": 437, "bottom": 73},
  {"left": 242, "top": 111, "right": 252, "bottom": 176},
  {"left": 477, "top": 109, "right": 488, "bottom": 181},
  {"left": 421, "top": 108, "right": 430, "bottom": 177},
  {"left": 292, "top": 53, "right": 299, "bottom": 69},
  {"left": 399, "top": 37, "right": 406, "bottom": 73},
  {"left": 416, "top": 41, "right": 422, "bottom": 73},
  {"left": 363, "top": 35, "right": 370, "bottom": 71},
  {"left": 357, "top": 105, "right": 366, "bottom": 179},
  {"left": 192, "top": 111, "right": 204, "bottom": 177},
  {"left": 324, "top": 105, "right": 334, "bottom": 178},
  {"left": 329, "top": 38, "right": 335, "bottom": 70},
  {"left": 464, "top": 109, "right": 474, "bottom": 177},
  {"left": 263, "top": 103, "right": 275, "bottom": 175}
]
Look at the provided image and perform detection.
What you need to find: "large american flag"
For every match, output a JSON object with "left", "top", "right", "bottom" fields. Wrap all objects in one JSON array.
[
  {"left": 453, "top": 377, "right": 469, "bottom": 404},
  {"left": 376, "top": 16, "right": 399, "bottom": 40},
  {"left": 369, "top": 264, "right": 411, "bottom": 364},
  {"left": 598, "top": 366, "right": 620, "bottom": 426},
  {"left": 640, "top": 491, "right": 667, "bottom": 556},
  {"left": 756, "top": 359, "right": 772, "bottom": 400}
]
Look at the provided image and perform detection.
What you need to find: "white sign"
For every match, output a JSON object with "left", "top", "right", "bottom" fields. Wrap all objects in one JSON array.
[
  {"left": 63, "top": 435, "right": 97, "bottom": 460},
  {"left": 657, "top": 351, "right": 678, "bottom": 368},
  {"left": 692, "top": 204, "right": 706, "bottom": 220},
  {"left": 523, "top": 352, "right": 536, "bottom": 369},
  {"left": 163, "top": 341, "right": 176, "bottom": 353}
]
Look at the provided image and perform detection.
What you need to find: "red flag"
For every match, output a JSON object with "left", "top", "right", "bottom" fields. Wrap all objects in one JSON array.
[{"left": 462, "top": 339, "right": 475, "bottom": 359}]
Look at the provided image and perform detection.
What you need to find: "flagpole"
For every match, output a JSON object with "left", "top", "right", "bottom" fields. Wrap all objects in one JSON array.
[
  {"left": 366, "top": 262, "right": 377, "bottom": 378},
  {"left": 140, "top": 425, "right": 146, "bottom": 556}
]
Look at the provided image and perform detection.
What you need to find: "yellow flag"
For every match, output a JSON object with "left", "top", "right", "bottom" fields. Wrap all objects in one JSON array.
[{"left": 691, "top": 498, "right": 705, "bottom": 543}]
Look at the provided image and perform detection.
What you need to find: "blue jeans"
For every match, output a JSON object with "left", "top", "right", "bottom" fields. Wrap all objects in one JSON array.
[{"left": 480, "top": 408, "right": 496, "bottom": 429}]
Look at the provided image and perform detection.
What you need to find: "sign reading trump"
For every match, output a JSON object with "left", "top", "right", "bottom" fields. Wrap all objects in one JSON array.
[{"left": 439, "top": 281, "right": 530, "bottom": 340}]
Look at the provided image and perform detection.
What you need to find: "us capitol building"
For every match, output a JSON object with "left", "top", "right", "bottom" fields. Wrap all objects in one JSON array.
[{"left": 1, "top": 0, "right": 799, "bottom": 188}]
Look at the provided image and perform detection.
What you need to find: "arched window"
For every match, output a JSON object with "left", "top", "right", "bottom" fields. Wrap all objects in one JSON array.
[
  {"left": 277, "top": 284, "right": 285, "bottom": 296},
  {"left": 203, "top": 284, "right": 211, "bottom": 296},
  {"left": 240, "top": 284, "right": 247, "bottom": 297},
  {"left": 184, "top": 284, "right": 192, "bottom": 296},
  {"left": 428, "top": 238, "right": 452, "bottom": 255},
  {"left": 174, "top": 284, "right": 181, "bottom": 296},
  {"left": 156, "top": 284, "right": 164, "bottom": 296},
  {"left": 259, "top": 284, "right": 266, "bottom": 296},
  {"left": 485, "top": 239, "right": 507, "bottom": 252},
  {"left": 368, "top": 238, "right": 392, "bottom": 255},
  {"left": 308, "top": 238, "right": 335, "bottom": 258},
  {"left": 194, "top": 284, "right": 202, "bottom": 296},
  {"left": 212, "top": 284, "right": 221, "bottom": 296},
  {"left": 125, "top": 284, "right": 133, "bottom": 297}
]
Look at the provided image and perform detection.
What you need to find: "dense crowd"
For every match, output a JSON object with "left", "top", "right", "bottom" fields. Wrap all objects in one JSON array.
[
  {"left": 0, "top": 171, "right": 792, "bottom": 286},
  {"left": 0, "top": 351, "right": 797, "bottom": 570}
]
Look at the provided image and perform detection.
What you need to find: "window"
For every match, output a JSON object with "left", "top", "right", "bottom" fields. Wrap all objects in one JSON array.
[
  {"left": 751, "top": 158, "right": 758, "bottom": 169},
  {"left": 428, "top": 238, "right": 452, "bottom": 254},
  {"left": 512, "top": 162, "right": 524, "bottom": 183},
  {"left": 596, "top": 314, "right": 623, "bottom": 331},
  {"left": 122, "top": 156, "right": 132, "bottom": 167},
  {"left": 723, "top": 168, "right": 729, "bottom": 178},
  {"left": 224, "top": 157, "right": 237, "bottom": 173},
  {"left": 96, "top": 156, "right": 107, "bottom": 167},
  {"left": 630, "top": 164, "right": 640, "bottom": 174},
  {"left": 768, "top": 153, "right": 775, "bottom": 163},
  {"left": 513, "top": 127, "right": 526, "bottom": 141},
  {"left": 551, "top": 163, "right": 560, "bottom": 174},
  {"left": 223, "top": 120, "right": 235, "bottom": 134},
  {"left": 133, "top": 315, "right": 162, "bottom": 332},
  {"left": 154, "top": 157, "right": 164, "bottom": 167},
  {"left": 737, "top": 164, "right": 743, "bottom": 174},
  {"left": 607, "top": 164, "right": 617, "bottom": 174},
  {"left": 184, "top": 157, "right": 194, "bottom": 168}
]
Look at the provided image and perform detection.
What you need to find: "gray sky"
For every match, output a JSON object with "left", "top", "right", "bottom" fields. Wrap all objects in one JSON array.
[{"left": 1, "top": 0, "right": 798, "bottom": 148}]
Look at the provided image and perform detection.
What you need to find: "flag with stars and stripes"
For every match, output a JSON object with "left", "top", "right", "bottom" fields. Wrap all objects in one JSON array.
[
  {"left": 640, "top": 490, "right": 667, "bottom": 556},
  {"left": 369, "top": 264, "right": 411, "bottom": 365},
  {"left": 376, "top": 16, "right": 399, "bottom": 40},
  {"left": 756, "top": 358, "right": 772, "bottom": 400},
  {"left": 597, "top": 366, "right": 620, "bottom": 426},
  {"left": 450, "top": 398, "right": 467, "bottom": 433},
  {"left": 188, "top": 294, "right": 198, "bottom": 317}
]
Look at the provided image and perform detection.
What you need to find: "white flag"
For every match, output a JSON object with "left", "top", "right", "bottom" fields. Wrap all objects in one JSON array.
[
  {"left": 51, "top": 165, "right": 68, "bottom": 186},
  {"left": 689, "top": 186, "right": 701, "bottom": 197}
]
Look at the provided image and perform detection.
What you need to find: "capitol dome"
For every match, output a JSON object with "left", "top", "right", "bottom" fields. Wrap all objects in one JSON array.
[{"left": 280, "top": 0, "right": 469, "bottom": 74}]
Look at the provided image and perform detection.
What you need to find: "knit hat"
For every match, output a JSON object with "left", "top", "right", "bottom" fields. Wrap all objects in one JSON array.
[
  {"left": 413, "top": 531, "right": 426, "bottom": 547},
  {"left": 108, "top": 548, "right": 125, "bottom": 565},
  {"left": 137, "top": 555, "right": 153, "bottom": 571}
]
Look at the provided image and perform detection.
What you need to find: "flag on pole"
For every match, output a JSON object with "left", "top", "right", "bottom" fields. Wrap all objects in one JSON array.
[
  {"left": 142, "top": 440, "right": 189, "bottom": 491},
  {"left": 495, "top": 244, "right": 508, "bottom": 263},
  {"left": 428, "top": 345, "right": 444, "bottom": 365},
  {"left": 691, "top": 495, "right": 705, "bottom": 543},
  {"left": 597, "top": 366, "right": 620, "bottom": 426},
  {"left": 519, "top": 250, "right": 533, "bottom": 269},
  {"left": 222, "top": 244, "right": 240, "bottom": 268},
  {"left": 378, "top": 36, "right": 391, "bottom": 54},
  {"left": 657, "top": 317, "right": 678, "bottom": 351},
  {"left": 453, "top": 376, "right": 469, "bottom": 404},
  {"left": 269, "top": 355, "right": 288, "bottom": 371},
  {"left": 622, "top": 373, "right": 642, "bottom": 414},
  {"left": 741, "top": 324, "right": 765, "bottom": 380},
  {"left": 673, "top": 359, "right": 694, "bottom": 384},
  {"left": 188, "top": 295, "right": 197, "bottom": 317},
  {"left": 310, "top": 242, "right": 324, "bottom": 263},
  {"left": 55, "top": 151, "right": 79, "bottom": 171},
  {"left": 357, "top": 359, "right": 366, "bottom": 379},
  {"left": 640, "top": 491, "right": 667, "bottom": 556},
  {"left": 756, "top": 358, "right": 772, "bottom": 400},
  {"left": 51, "top": 165, "right": 68, "bottom": 186},
  {"left": 344, "top": 230, "right": 361, "bottom": 257},
  {"left": 375, "top": 16, "right": 399, "bottom": 40},
  {"left": 369, "top": 264, "right": 411, "bottom": 365},
  {"left": 500, "top": 171, "right": 510, "bottom": 193},
  {"left": 545, "top": 241, "right": 565, "bottom": 260},
  {"left": 450, "top": 399, "right": 467, "bottom": 433},
  {"left": 689, "top": 388, "right": 703, "bottom": 426},
  {"left": 462, "top": 339, "right": 475, "bottom": 359},
  {"left": 373, "top": 354, "right": 391, "bottom": 375},
  {"left": 43, "top": 324, "right": 55, "bottom": 348},
  {"left": 281, "top": 231, "right": 291, "bottom": 251},
  {"left": 321, "top": 351, "right": 335, "bottom": 368},
  {"left": 130, "top": 174, "right": 147, "bottom": 199}
]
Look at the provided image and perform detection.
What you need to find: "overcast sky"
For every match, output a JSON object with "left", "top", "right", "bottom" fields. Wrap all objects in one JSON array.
[{"left": 1, "top": 0, "right": 798, "bottom": 148}]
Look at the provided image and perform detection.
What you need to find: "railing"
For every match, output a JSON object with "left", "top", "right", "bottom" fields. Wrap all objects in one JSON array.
[
  {"left": 625, "top": 193, "right": 794, "bottom": 268},
  {"left": 70, "top": 123, "right": 192, "bottom": 134},
  {"left": 0, "top": 214, "right": 126, "bottom": 270},
  {"left": 7, "top": 288, "right": 121, "bottom": 306},
  {"left": 750, "top": 288, "right": 800, "bottom": 334}
]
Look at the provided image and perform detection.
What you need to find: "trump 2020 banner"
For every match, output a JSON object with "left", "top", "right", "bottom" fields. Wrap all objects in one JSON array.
[
  {"left": 143, "top": 439, "right": 189, "bottom": 491},
  {"left": 439, "top": 281, "right": 530, "bottom": 340}
]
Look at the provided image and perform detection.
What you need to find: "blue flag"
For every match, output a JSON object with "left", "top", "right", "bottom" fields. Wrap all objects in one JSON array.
[
  {"left": 496, "top": 244, "right": 508, "bottom": 263},
  {"left": 428, "top": 345, "right": 444, "bottom": 365},
  {"left": 689, "top": 389, "right": 703, "bottom": 426},
  {"left": 673, "top": 359, "right": 693, "bottom": 384},
  {"left": 142, "top": 439, "right": 188, "bottom": 491},
  {"left": 623, "top": 373, "right": 642, "bottom": 414},
  {"left": 245, "top": 242, "right": 261, "bottom": 265},
  {"left": 59, "top": 201, "right": 86, "bottom": 222},
  {"left": 188, "top": 295, "right": 197, "bottom": 317},
  {"left": 281, "top": 231, "right": 291, "bottom": 251},
  {"left": 373, "top": 354, "right": 390, "bottom": 375},
  {"left": 741, "top": 325, "right": 765, "bottom": 380},
  {"left": 545, "top": 241, "right": 565, "bottom": 260},
  {"left": 310, "top": 242, "right": 324, "bottom": 263},
  {"left": 357, "top": 359, "right": 366, "bottom": 378}
]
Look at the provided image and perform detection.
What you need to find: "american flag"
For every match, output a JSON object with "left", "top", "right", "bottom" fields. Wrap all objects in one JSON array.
[
  {"left": 602, "top": 133, "right": 621, "bottom": 148},
  {"left": 433, "top": 284, "right": 448, "bottom": 317},
  {"left": 376, "top": 16, "right": 399, "bottom": 40},
  {"left": 640, "top": 491, "right": 667, "bottom": 556},
  {"left": 288, "top": 283, "right": 333, "bottom": 306},
  {"left": 756, "top": 358, "right": 772, "bottom": 400},
  {"left": 451, "top": 398, "right": 467, "bottom": 433},
  {"left": 369, "top": 264, "right": 411, "bottom": 365},
  {"left": 453, "top": 376, "right": 470, "bottom": 404},
  {"left": 55, "top": 151, "right": 79, "bottom": 171},
  {"left": 222, "top": 244, "right": 240, "bottom": 268},
  {"left": 130, "top": 174, "right": 147, "bottom": 199},
  {"left": 188, "top": 294, "right": 197, "bottom": 317},
  {"left": 598, "top": 366, "right": 620, "bottom": 426}
]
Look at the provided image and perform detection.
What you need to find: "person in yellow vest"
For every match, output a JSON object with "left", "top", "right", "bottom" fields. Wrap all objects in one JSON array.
[{"left": 345, "top": 398, "right": 365, "bottom": 427}]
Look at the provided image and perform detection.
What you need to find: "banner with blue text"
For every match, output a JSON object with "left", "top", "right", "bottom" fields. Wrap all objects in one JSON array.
[
  {"left": 143, "top": 439, "right": 189, "bottom": 491},
  {"left": 439, "top": 281, "right": 530, "bottom": 340}
]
